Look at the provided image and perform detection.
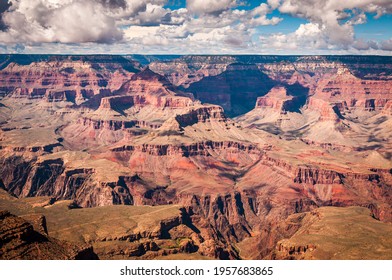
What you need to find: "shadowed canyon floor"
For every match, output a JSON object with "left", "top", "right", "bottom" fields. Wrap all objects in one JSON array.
[{"left": 0, "top": 55, "right": 392, "bottom": 259}]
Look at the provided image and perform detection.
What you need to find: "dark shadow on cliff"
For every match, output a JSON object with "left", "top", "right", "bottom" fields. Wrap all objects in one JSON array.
[
  {"left": 186, "top": 63, "right": 276, "bottom": 117},
  {"left": 282, "top": 83, "right": 309, "bottom": 113}
]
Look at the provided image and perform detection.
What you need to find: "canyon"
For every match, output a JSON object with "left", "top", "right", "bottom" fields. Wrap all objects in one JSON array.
[{"left": 0, "top": 54, "right": 391, "bottom": 260}]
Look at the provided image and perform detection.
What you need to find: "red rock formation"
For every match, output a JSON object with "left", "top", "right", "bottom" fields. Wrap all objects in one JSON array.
[
  {"left": 382, "top": 100, "right": 392, "bottom": 115},
  {"left": 186, "top": 63, "right": 276, "bottom": 116},
  {"left": 0, "top": 59, "right": 135, "bottom": 102},
  {"left": 78, "top": 117, "right": 160, "bottom": 131},
  {"left": 119, "top": 67, "right": 194, "bottom": 108},
  {"left": 0, "top": 210, "right": 98, "bottom": 260},
  {"left": 111, "top": 141, "right": 259, "bottom": 157},
  {"left": 175, "top": 106, "right": 226, "bottom": 127},
  {"left": 314, "top": 68, "right": 392, "bottom": 111},
  {"left": 306, "top": 97, "right": 340, "bottom": 121},
  {"left": 255, "top": 86, "right": 293, "bottom": 112}
]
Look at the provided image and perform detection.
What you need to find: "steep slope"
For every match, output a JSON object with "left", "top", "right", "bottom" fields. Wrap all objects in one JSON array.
[
  {"left": 0, "top": 210, "right": 97, "bottom": 260},
  {"left": 186, "top": 63, "right": 276, "bottom": 116},
  {"left": 268, "top": 207, "right": 392, "bottom": 260},
  {"left": 237, "top": 67, "right": 392, "bottom": 154},
  {"left": 0, "top": 56, "right": 138, "bottom": 103},
  {"left": 0, "top": 190, "right": 211, "bottom": 260}
]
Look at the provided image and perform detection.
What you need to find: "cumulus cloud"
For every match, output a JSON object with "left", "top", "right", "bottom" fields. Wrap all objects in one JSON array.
[
  {"left": 249, "top": 3, "right": 282, "bottom": 26},
  {"left": 0, "top": 0, "right": 285, "bottom": 52},
  {"left": 0, "top": 0, "right": 125, "bottom": 44},
  {"left": 98, "top": 0, "right": 127, "bottom": 9},
  {"left": 351, "top": 38, "right": 392, "bottom": 52},
  {"left": 380, "top": 39, "right": 392, "bottom": 51},
  {"left": 352, "top": 39, "right": 374, "bottom": 51},
  {"left": 262, "top": 23, "right": 329, "bottom": 51},
  {"left": 0, "top": 0, "right": 171, "bottom": 44},
  {"left": 0, "top": 0, "right": 11, "bottom": 31},
  {"left": 187, "top": 0, "right": 238, "bottom": 15},
  {"left": 122, "top": 1, "right": 282, "bottom": 52},
  {"left": 267, "top": 0, "right": 281, "bottom": 10},
  {"left": 0, "top": 0, "right": 391, "bottom": 54},
  {"left": 134, "top": 4, "right": 170, "bottom": 26},
  {"left": 278, "top": 0, "right": 392, "bottom": 48}
]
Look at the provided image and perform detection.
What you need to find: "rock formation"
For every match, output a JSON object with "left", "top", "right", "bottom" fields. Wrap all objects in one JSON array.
[
  {"left": 269, "top": 207, "right": 392, "bottom": 260},
  {"left": 0, "top": 210, "right": 98, "bottom": 260}
]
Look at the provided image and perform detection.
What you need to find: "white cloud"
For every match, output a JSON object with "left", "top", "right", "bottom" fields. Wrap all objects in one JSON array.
[
  {"left": 0, "top": 0, "right": 391, "bottom": 54},
  {"left": 249, "top": 3, "right": 282, "bottom": 26},
  {"left": 352, "top": 39, "right": 373, "bottom": 51},
  {"left": 0, "top": 0, "right": 170, "bottom": 44},
  {"left": 0, "top": 0, "right": 125, "bottom": 43},
  {"left": 267, "top": 0, "right": 281, "bottom": 10},
  {"left": 134, "top": 4, "right": 170, "bottom": 26},
  {"left": 380, "top": 39, "right": 392, "bottom": 51},
  {"left": 278, "top": 0, "right": 392, "bottom": 48},
  {"left": 122, "top": 1, "right": 282, "bottom": 52},
  {"left": 263, "top": 23, "right": 329, "bottom": 51},
  {"left": 187, "top": 0, "right": 238, "bottom": 15}
]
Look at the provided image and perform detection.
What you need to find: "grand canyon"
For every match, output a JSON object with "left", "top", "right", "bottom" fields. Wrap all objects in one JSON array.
[{"left": 0, "top": 54, "right": 392, "bottom": 260}]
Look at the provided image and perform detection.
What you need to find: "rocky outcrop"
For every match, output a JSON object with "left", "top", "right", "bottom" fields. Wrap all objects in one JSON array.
[
  {"left": 294, "top": 168, "right": 343, "bottom": 184},
  {"left": 269, "top": 207, "right": 392, "bottom": 260},
  {"left": 275, "top": 242, "right": 316, "bottom": 259},
  {"left": 255, "top": 87, "right": 293, "bottom": 112},
  {"left": 261, "top": 154, "right": 387, "bottom": 186},
  {"left": 382, "top": 100, "right": 392, "bottom": 115},
  {"left": 313, "top": 68, "right": 392, "bottom": 112},
  {"left": 0, "top": 156, "right": 134, "bottom": 208},
  {"left": 4, "top": 143, "right": 63, "bottom": 154},
  {"left": 0, "top": 210, "right": 98, "bottom": 260},
  {"left": 306, "top": 97, "right": 341, "bottom": 121},
  {"left": 98, "top": 94, "right": 193, "bottom": 111},
  {"left": 99, "top": 95, "right": 136, "bottom": 110},
  {"left": 149, "top": 55, "right": 235, "bottom": 87},
  {"left": 112, "top": 141, "right": 259, "bottom": 157},
  {"left": 118, "top": 68, "right": 194, "bottom": 108},
  {"left": 175, "top": 106, "right": 226, "bottom": 127},
  {"left": 0, "top": 57, "right": 136, "bottom": 102},
  {"left": 186, "top": 63, "right": 276, "bottom": 116},
  {"left": 300, "top": 139, "right": 354, "bottom": 152},
  {"left": 45, "top": 90, "right": 77, "bottom": 102},
  {"left": 78, "top": 117, "right": 160, "bottom": 131}
]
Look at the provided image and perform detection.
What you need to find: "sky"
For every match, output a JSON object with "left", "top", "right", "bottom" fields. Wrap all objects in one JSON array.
[{"left": 0, "top": 0, "right": 392, "bottom": 55}]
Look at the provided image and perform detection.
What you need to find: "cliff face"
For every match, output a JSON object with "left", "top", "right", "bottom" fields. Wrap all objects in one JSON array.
[
  {"left": 313, "top": 69, "right": 392, "bottom": 111},
  {"left": 0, "top": 210, "right": 98, "bottom": 260},
  {"left": 98, "top": 90, "right": 193, "bottom": 111},
  {"left": 383, "top": 100, "right": 392, "bottom": 115},
  {"left": 1, "top": 130, "right": 391, "bottom": 259},
  {"left": 0, "top": 58, "right": 136, "bottom": 103},
  {"left": 186, "top": 64, "right": 276, "bottom": 117},
  {"left": 255, "top": 87, "right": 293, "bottom": 112},
  {"left": 269, "top": 207, "right": 392, "bottom": 260},
  {"left": 306, "top": 97, "right": 341, "bottom": 122},
  {"left": 175, "top": 106, "right": 227, "bottom": 127},
  {"left": 150, "top": 56, "right": 392, "bottom": 117}
]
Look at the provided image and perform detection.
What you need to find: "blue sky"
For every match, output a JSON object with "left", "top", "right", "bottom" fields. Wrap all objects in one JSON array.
[
  {"left": 355, "top": 13, "right": 392, "bottom": 41},
  {"left": 0, "top": 0, "right": 391, "bottom": 54}
]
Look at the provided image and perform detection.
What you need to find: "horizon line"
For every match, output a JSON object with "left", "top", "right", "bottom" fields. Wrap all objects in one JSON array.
[{"left": 1, "top": 53, "right": 392, "bottom": 57}]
